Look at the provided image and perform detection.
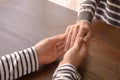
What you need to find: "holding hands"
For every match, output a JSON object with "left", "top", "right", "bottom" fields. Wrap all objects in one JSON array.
[
  {"left": 60, "top": 20, "right": 91, "bottom": 68},
  {"left": 59, "top": 37, "right": 87, "bottom": 68},
  {"left": 34, "top": 21, "right": 91, "bottom": 68},
  {"left": 65, "top": 20, "right": 91, "bottom": 50},
  {"left": 0, "top": 21, "right": 91, "bottom": 80}
]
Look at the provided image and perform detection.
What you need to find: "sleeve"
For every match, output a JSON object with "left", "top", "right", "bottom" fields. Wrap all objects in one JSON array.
[
  {"left": 52, "top": 63, "right": 81, "bottom": 80},
  {"left": 77, "top": 0, "right": 100, "bottom": 23},
  {"left": 0, "top": 47, "right": 39, "bottom": 80}
]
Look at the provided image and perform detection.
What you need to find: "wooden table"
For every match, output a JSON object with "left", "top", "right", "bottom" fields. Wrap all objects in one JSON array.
[{"left": 0, "top": 0, "right": 120, "bottom": 80}]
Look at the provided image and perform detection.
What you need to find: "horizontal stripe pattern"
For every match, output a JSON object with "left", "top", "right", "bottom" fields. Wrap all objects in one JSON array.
[
  {"left": 78, "top": 0, "right": 120, "bottom": 28},
  {"left": 52, "top": 63, "right": 81, "bottom": 80},
  {"left": 0, "top": 47, "right": 39, "bottom": 80}
]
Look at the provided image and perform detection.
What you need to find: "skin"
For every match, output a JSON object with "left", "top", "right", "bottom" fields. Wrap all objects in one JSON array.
[
  {"left": 65, "top": 21, "right": 91, "bottom": 51},
  {"left": 59, "top": 37, "right": 87, "bottom": 68},
  {"left": 34, "top": 21, "right": 89, "bottom": 67},
  {"left": 34, "top": 34, "right": 67, "bottom": 65},
  {"left": 34, "top": 33, "right": 87, "bottom": 68}
]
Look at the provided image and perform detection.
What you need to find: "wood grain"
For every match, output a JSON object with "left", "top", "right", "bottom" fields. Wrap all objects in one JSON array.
[{"left": 0, "top": 0, "right": 120, "bottom": 80}]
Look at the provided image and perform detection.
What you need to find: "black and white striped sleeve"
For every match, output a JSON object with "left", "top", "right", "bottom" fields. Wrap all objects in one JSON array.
[
  {"left": 0, "top": 47, "right": 39, "bottom": 80},
  {"left": 78, "top": 0, "right": 100, "bottom": 23},
  {"left": 52, "top": 63, "right": 81, "bottom": 80}
]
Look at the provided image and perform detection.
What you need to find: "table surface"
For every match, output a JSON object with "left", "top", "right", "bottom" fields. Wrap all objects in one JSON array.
[{"left": 0, "top": 0, "right": 120, "bottom": 80}]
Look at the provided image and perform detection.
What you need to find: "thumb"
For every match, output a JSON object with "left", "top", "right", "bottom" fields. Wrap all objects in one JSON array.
[
  {"left": 50, "top": 34, "right": 66, "bottom": 42},
  {"left": 73, "top": 37, "right": 83, "bottom": 50}
]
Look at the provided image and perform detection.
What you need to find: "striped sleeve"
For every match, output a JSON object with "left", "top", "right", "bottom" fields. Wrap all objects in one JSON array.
[
  {"left": 78, "top": 0, "right": 100, "bottom": 23},
  {"left": 0, "top": 47, "right": 39, "bottom": 80},
  {"left": 52, "top": 63, "right": 81, "bottom": 80}
]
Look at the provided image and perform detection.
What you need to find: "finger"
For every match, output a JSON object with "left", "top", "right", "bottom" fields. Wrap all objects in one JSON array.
[
  {"left": 70, "top": 25, "right": 80, "bottom": 48},
  {"left": 75, "top": 43, "right": 87, "bottom": 65},
  {"left": 65, "top": 25, "right": 70, "bottom": 35},
  {"left": 73, "top": 37, "right": 83, "bottom": 50},
  {"left": 84, "top": 30, "right": 91, "bottom": 42},
  {"left": 56, "top": 40, "right": 64, "bottom": 46},
  {"left": 64, "top": 26, "right": 70, "bottom": 50},
  {"left": 57, "top": 48, "right": 66, "bottom": 57},
  {"left": 79, "top": 43, "right": 87, "bottom": 60},
  {"left": 51, "top": 34, "right": 66, "bottom": 42},
  {"left": 80, "top": 43, "right": 87, "bottom": 55},
  {"left": 76, "top": 27, "right": 88, "bottom": 39},
  {"left": 56, "top": 42, "right": 65, "bottom": 52},
  {"left": 65, "top": 26, "right": 74, "bottom": 51}
]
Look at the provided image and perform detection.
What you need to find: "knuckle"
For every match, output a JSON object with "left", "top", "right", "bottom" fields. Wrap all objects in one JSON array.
[
  {"left": 68, "top": 25, "right": 72, "bottom": 27},
  {"left": 75, "top": 25, "right": 80, "bottom": 30},
  {"left": 82, "top": 26, "right": 87, "bottom": 30},
  {"left": 47, "top": 38, "right": 52, "bottom": 42},
  {"left": 76, "top": 23, "right": 80, "bottom": 26}
]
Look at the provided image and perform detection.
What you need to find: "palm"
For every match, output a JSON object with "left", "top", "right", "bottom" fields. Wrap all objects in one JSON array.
[
  {"left": 35, "top": 34, "right": 66, "bottom": 65},
  {"left": 42, "top": 41, "right": 58, "bottom": 64}
]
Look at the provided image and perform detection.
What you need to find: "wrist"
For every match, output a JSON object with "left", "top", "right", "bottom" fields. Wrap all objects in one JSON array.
[
  {"left": 77, "top": 20, "right": 91, "bottom": 26},
  {"left": 58, "top": 63, "right": 77, "bottom": 70},
  {"left": 59, "top": 60, "right": 78, "bottom": 68},
  {"left": 76, "top": 20, "right": 92, "bottom": 29}
]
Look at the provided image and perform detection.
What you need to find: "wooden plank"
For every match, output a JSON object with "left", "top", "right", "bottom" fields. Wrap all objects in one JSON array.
[{"left": 0, "top": 0, "right": 120, "bottom": 80}]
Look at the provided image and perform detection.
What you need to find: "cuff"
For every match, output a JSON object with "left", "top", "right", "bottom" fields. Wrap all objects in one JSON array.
[
  {"left": 57, "top": 63, "right": 77, "bottom": 70},
  {"left": 52, "top": 63, "right": 81, "bottom": 80},
  {"left": 0, "top": 47, "right": 40, "bottom": 80},
  {"left": 78, "top": 9, "right": 94, "bottom": 23},
  {"left": 31, "top": 47, "right": 39, "bottom": 70}
]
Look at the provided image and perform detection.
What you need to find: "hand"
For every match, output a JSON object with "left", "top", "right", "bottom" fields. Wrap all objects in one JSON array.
[
  {"left": 59, "top": 37, "right": 87, "bottom": 68},
  {"left": 34, "top": 34, "right": 66, "bottom": 65},
  {"left": 65, "top": 20, "right": 91, "bottom": 50}
]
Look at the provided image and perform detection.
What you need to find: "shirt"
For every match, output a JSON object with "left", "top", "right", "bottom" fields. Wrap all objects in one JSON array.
[
  {"left": 0, "top": 47, "right": 81, "bottom": 80},
  {"left": 78, "top": 0, "right": 120, "bottom": 28}
]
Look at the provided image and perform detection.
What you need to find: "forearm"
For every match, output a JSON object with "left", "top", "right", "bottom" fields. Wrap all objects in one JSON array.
[
  {"left": 52, "top": 63, "right": 81, "bottom": 80},
  {"left": 78, "top": 0, "right": 100, "bottom": 23},
  {"left": 0, "top": 47, "right": 39, "bottom": 80}
]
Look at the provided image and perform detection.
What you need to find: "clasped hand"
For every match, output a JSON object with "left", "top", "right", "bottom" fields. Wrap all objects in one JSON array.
[{"left": 34, "top": 21, "right": 91, "bottom": 68}]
